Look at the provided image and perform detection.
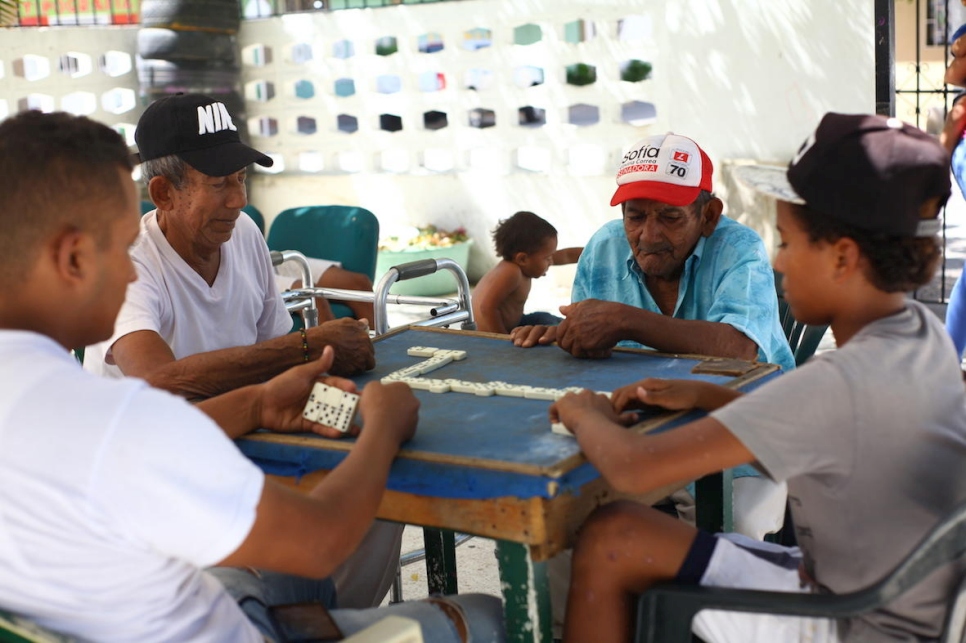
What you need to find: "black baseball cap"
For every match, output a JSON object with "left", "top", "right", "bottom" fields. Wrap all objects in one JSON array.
[
  {"left": 134, "top": 93, "right": 272, "bottom": 177},
  {"left": 735, "top": 112, "right": 951, "bottom": 237}
]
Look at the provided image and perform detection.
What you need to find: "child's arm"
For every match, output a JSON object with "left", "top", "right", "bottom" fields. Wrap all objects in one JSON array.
[
  {"left": 552, "top": 247, "right": 583, "bottom": 265},
  {"left": 473, "top": 263, "right": 525, "bottom": 334},
  {"left": 550, "top": 390, "right": 754, "bottom": 495},
  {"left": 611, "top": 378, "right": 742, "bottom": 413}
]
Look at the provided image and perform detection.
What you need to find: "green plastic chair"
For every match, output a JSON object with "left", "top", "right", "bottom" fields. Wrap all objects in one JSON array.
[
  {"left": 241, "top": 204, "right": 266, "bottom": 237},
  {"left": 0, "top": 609, "right": 73, "bottom": 643},
  {"left": 775, "top": 272, "right": 829, "bottom": 367},
  {"left": 266, "top": 206, "right": 380, "bottom": 320},
  {"left": 635, "top": 501, "right": 966, "bottom": 643}
]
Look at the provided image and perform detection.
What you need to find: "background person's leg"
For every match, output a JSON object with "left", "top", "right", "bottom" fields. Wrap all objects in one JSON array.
[
  {"left": 330, "top": 520, "right": 404, "bottom": 608},
  {"left": 331, "top": 593, "right": 506, "bottom": 643},
  {"left": 518, "top": 311, "right": 563, "bottom": 327},
  {"left": 317, "top": 265, "right": 375, "bottom": 323},
  {"left": 207, "top": 567, "right": 337, "bottom": 639}
]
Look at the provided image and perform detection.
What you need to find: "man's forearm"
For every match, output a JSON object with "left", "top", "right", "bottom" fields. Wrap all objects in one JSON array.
[
  {"left": 196, "top": 384, "right": 263, "bottom": 438},
  {"left": 620, "top": 308, "right": 759, "bottom": 360},
  {"left": 144, "top": 333, "right": 304, "bottom": 399}
]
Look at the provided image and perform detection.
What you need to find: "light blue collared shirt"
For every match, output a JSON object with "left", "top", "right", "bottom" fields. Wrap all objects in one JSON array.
[
  {"left": 573, "top": 217, "right": 795, "bottom": 372},
  {"left": 573, "top": 216, "right": 794, "bottom": 486}
]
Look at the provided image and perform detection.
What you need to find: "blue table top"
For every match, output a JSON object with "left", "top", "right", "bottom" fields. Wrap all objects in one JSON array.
[{"left": 237, "top": 327, "right": 779, "bottom": 501}]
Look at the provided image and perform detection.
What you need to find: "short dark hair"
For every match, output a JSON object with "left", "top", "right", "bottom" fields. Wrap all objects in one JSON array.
[
  {"left": 788, "top": 202, "right": 940, "bottom": 293},
  {"left": 0, "top": 111, "right": 133, "bottom": 286},
  {"left": 492, "top": 211, "right": 557, "bottom": 261}
]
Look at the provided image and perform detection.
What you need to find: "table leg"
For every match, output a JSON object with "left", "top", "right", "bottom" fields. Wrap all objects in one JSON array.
[
  {"left": 495, "top": 541, "right": 552, "bottom": 643},
  {"left": 423, "top": 527, "right": 458, "bottom": 595},
  {"left": 694, "top": 469, "right": 734, "bottom": 533}
]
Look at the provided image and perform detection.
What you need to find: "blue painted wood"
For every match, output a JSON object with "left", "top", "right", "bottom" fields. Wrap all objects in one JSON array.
[{"left": 237, "top": 328, "right": 781, "bottom": 502}]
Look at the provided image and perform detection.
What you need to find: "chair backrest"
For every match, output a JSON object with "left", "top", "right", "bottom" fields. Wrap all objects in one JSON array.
[
  {"left": 0, "top": 608, "right": 73, "bottom": 642},
  {"left": 775, "top": 272, "right": 828, "bottom": 367},
  {"left": 266, "top": 206, "right": 380, "bottom": 281},
  {"left": 241, "top": 204, "right": 266, "bottom": 237},
  {"left": 140, "top": 200, "right": 155, "bottom": 215}
]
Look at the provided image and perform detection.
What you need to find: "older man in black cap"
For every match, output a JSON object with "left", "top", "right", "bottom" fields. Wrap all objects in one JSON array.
[{"left": 84, "top": 93, "right": 397, "bottom": 609}]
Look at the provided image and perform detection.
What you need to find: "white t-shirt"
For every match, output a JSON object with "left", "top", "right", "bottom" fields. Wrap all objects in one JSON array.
[
  {"left": 0, "top": 331, "right": 265, "bottom": 642},
  {"left": 85, "top": 210, "right": 293, "bottom": 377},
  {"left": 713, "top": 300, "right": 966, "bottom": 641}
]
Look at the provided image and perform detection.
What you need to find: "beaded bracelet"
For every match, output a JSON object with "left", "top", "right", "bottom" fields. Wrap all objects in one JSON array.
[{"left": 299, "top": 327, "right": 310, "bottom": 362}]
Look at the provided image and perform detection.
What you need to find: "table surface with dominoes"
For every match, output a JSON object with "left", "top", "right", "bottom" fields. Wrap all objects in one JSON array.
[{"left": 236, "top": 326, "right": 781, "bottom": 643}]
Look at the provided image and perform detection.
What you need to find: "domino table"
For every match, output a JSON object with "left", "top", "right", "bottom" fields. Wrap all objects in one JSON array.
[{"left": 236, "top": 326, "right": 781, "bottom": 643}]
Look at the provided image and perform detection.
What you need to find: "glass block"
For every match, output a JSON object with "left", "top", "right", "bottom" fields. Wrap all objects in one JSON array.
[
  {"left": 518, "top": 106, "right": 546, "bottom": 127},
  {"left": 338, "top": 150, "right": 364, "bottom": 173},
  {"left": 423, "top": 110, "right": 448, "bottom": 130},
  {"left": 621, "top": 100, "right": 657, "bottom": 126},
  {"left": 516, "top": 146, "right": 551, "bottom": 172},
  {"left": 564, "top": 19, "right": 595, "bottom": 43},
  {"left": 294, "top": 79, "right": 315, "bottom": 99},
  {"left": 18, "top": 94, "right": 55, "bottom": 112},
  {"left": 513, "top": 66, "right": 544, "bottom": 88},
  {"left": 296, "top": 116, "right": 317, "bottom": 135},
  {"left": 298, "top": 151, "right": 325, "bottom": 172},
  {"left": 462, "top": 28, "right": 492, "bottom": 51},
  {"left": 620, "top": 59, "right": 653, "bottom": 82},
  {"left": 59, "top": 52, "right": 93, "bottom": 78},
  {"left": 418, "top": 32, "right": 444, "bottom": 53},
  {"left": 16, "top": 55, "right": 50, "bottom": 81},
  {"left": 464, "top": 68, "right": 494, "bottom": 91},
  {"left": 379, "top": 113, "right": 403, "bottom": 132},
  {"left": 418, "top": 71, "right": 445, "bottom": 92},
  {"left": 375, "top": 36, "right": 398, "bottom": 56},
  {"left": 618, "top": 15, "right": 653, "bottom": 41},
  {"left": 101, "top": 88, "right": 136, "bottom": 115},
  {"left": 468, "top": 108, "right": 496, "bottom": 129},
  {"left": 337, "top": 114, "right": 359, "bottom": 133},
  {"left": 376, "top": 74, "right": 402, "bottom": 94},
  {"left": 333, "top": 40, "right": 355, "bottom": 59},
  {"left": 100, "top": 51, "right": 132, "bottom": 78},
  {"left": 568, "top": 103, "right": 600, "bottom": 126},
  {"left": 290, "top": 42, "right": 314, "bottom": 64},
  {"left": 566, "top": 63, "right": 597, "bottom": 86},
  {"left": 422, "top": 148, "right": 455, "bottom": 172},
  {"left": 514, "top": 23, "right": 542, "bottom": 46},
  {"left": 334, "top": 78, "right": 356, "bottom": 97}
]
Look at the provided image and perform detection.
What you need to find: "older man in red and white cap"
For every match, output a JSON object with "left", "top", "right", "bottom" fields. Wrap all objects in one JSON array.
[{"left": 511, "top": 131, "right": 794, "bottom": 372}]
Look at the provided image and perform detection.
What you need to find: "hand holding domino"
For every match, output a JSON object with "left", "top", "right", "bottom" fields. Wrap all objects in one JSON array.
[{"left": 302, "top": 381, "right": 360, "bottom": 434}]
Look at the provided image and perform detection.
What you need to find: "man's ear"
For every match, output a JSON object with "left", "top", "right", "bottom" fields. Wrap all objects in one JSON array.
[
  {"left": 700, "top": 197, "right": 724, "bottom": 237},
  {"left": 50, "top": 226, "right": 95, "bottom": 286},
  {"left": 147, "top": 175, "right": 173, "bottom": 211}
]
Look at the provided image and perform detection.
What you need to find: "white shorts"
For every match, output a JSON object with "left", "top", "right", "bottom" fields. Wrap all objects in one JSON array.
[
  {"left": 274, "top": 256, "right": 342, "bottom": 291},
  {"left": 687, "top": 532, "right": 840, "bottom": 643}
]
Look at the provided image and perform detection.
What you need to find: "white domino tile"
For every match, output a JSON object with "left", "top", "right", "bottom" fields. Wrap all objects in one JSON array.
[
  {"left": 301, "top": 382, "right": 359, "bottom": 433},
  {"left": 551, "top": 421, "right": 574, "bottom": 436},
  {"left": 407, "top": 346, "right": 440, "bottom": 357}
]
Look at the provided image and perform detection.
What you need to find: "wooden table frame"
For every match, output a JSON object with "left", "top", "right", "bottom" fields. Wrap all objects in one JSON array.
[{"left": 237, "top": 327, "right": 780, "bottom": 642}]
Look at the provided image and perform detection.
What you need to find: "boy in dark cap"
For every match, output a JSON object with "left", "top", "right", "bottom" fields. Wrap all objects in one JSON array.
[{"left": 554, "top": 113, "right": 966, "bottom": 642}]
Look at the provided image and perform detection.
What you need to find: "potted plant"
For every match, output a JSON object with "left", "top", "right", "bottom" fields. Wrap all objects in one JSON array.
[{"left": 376, "top": 225, "right": 473, "bottom": 296}]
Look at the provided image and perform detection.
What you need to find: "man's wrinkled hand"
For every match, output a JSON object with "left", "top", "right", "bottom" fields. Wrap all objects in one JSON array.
[
  {"left": 555, "top": 300, "right": 619, "bottom": 358},
  {"left": 310, "top": 317, "right": 375, "bottom": 376}
]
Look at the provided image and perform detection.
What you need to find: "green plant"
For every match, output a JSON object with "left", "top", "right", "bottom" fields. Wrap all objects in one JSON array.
[
  {"left": 566, "top": 63, "right": 597, "bottom": 86},
  {"left": 379, "top": 225, "right": 469, "bottom": 252},
  {"left": 621, "top": 59, "right": 653, "bottom": 83}
]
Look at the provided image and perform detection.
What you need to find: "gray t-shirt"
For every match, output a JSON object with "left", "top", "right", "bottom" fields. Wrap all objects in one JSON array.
[{"left": 713, "top": 300, "right": 966, "bottom": 641}]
